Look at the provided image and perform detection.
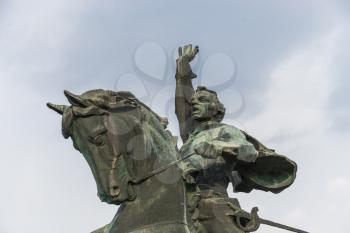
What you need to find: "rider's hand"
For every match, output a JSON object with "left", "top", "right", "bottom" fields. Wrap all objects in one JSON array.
[
  {"left": 176, "top": 44, "right": 199, "bottom": 78},
  {"left": 178, "top": 44, "right": 199, "bottom": 63},
  {"left": 194, "top": 141, "right": 219, "bottom": 159}
]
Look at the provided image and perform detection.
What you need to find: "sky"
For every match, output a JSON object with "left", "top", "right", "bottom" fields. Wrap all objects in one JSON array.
[{"left": 0, "top": 0, "right": 350, "bottom": 232}]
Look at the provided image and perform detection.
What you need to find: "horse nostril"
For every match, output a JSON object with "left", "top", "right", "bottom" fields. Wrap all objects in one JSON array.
[{"left": 110, "top": 186, "right": 120, "bottom": 196}]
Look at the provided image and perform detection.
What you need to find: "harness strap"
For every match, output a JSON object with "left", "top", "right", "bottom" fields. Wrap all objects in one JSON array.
[{"left": 132, "top": 152, "right": 196, "bottom": 184}]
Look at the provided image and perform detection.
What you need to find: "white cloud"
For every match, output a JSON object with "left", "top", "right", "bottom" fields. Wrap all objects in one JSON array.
[
  {"left": 0, "top": 0, "right": 90, "bottom": 83},
  {"left": 328, "top": 176, "right": 350, "bottom": 196},
  {"left": 245, "top": 28, "right": 341, "bottom": 142},
  {"left": 0, "top": 1, "right": 349, "bottom": 233},
  {"left": 321, "top": 176, "right": 350, "bottom": 231},
  {"left": 283, "top": 208, "right": 308, "bottom": 226},
  {"left": 235, "top": 26, "right": 348, "bottom": 233}
]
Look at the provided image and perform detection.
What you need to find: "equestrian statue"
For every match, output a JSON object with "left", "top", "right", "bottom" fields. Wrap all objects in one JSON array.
[{"left": 47, "top": 44, "right": 308, "bottom": 233}]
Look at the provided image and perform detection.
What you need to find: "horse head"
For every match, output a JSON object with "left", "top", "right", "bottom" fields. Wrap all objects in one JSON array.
[{"left": 47, "top": 89, "right": 174, "bottom": 205}]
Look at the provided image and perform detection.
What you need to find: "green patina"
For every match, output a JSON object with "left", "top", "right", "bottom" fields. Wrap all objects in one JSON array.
[{"left": 47, "top": 44, "right": 302, "bottom": 233}]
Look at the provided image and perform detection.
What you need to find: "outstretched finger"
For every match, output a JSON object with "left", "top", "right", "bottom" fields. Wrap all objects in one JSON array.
[
  {"left": 183, "top": 44, "right": 189, "bottom": 54},
  {"left": 188, "top": 44, "right": 192, "bottom": 52},
  {"left": 178, "top": 47, "right": 182, "bottom": 56},
  {"left": 194, "top": 45, "right": 199, "bottom": 55}
]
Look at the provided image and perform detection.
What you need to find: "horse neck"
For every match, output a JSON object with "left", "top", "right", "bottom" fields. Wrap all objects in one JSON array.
[
  {"left": 124, "top": 110, "right": 179, "bottom": 182},
  {"left": 107, "top": 110, "right": 192, "bottom": 232},
  {"left": 133, "top": 168, "right": 185, "bottom": 206},
  {"left": 129, "top": 112, "right": 185, "bottom": 211},
  {"left": 108, "top": 169, "right": 189, "bottom": 233}
]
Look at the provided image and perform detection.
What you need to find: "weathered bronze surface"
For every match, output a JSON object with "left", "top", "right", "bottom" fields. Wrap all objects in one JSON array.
[
  {"left": 175, "top": 45, "right": 298, "bottom": 233},
  {"left": 48, "top": 44, "right": 305, "bottom": 233},
  {"left": 48, "top": 90, "right": 192, "bottom": 233}
]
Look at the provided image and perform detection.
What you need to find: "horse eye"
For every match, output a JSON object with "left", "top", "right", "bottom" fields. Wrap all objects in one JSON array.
[{"left": 93, "top": 135, "right": 105, "bottom": 146}]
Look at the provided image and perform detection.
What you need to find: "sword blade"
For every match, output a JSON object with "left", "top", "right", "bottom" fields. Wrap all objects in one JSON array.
[{"left": 260, "top": 218, "right": 309, "bottom": 233}]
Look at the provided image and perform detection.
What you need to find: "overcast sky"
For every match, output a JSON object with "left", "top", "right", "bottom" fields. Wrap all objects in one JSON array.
[{"left": 1, "top": 1, "right": 350, "bottom": 232}]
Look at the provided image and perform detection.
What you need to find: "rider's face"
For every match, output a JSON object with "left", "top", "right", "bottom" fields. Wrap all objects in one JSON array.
[{"left": 191, "top": 91, "right": 219, "bottom": 122}]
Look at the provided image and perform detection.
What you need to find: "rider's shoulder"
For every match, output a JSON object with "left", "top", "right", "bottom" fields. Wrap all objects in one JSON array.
[{"left": 218, "top": 123, "right": 246, "bottom": 138}]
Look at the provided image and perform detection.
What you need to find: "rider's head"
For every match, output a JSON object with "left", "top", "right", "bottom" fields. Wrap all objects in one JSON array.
[{"left": 191, "top": 86, "right": 225, "bottom": 122}]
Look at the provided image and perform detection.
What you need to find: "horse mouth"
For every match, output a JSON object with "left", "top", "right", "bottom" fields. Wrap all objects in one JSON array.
[
  {"left": 105, "top": 196, "right": 120, "bottom": 204},
  {"left": 98, "top": 191, "right": 120, "bottom": 204}
]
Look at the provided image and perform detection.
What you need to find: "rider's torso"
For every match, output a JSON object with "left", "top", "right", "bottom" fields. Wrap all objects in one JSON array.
[{"left": 179, "top": 121, "right": 234, "bottom": 194}]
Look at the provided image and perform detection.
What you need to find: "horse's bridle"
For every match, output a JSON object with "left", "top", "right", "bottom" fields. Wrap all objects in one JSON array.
[{"left": 131, "top": 152, "right": 196, "bottom": 184}]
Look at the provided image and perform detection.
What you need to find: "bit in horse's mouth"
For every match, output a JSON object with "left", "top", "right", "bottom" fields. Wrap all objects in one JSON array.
[
  {"left": 105, "top": 198, "right": 119, "bottom": 204},
  {"left": 98, "top": 193, "right": 120, "bottom": 204}
]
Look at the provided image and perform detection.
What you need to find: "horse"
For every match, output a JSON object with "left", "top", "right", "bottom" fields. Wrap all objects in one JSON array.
[{"left": 48, "top": 89, "right": 194, "bottom": 233}]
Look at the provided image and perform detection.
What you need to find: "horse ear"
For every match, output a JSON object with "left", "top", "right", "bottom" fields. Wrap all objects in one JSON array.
[
  {"left": 47, "top": 103, "right": 68, "bottom": 115},
  {"left": 64, "top": 90, "right": 87, "bottom": 107}
]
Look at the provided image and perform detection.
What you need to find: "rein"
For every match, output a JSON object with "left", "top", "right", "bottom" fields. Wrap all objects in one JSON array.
[{"left": 131, "top": 152, "right": 196, "bottom": 184}]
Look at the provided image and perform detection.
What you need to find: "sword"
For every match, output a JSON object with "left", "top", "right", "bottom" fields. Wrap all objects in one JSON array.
[
  {"left": 259, "top": 218, "right": 309, "bottom": 233},
  {"left": 231, "top": 206, "right": 310, "bottom": 233}
]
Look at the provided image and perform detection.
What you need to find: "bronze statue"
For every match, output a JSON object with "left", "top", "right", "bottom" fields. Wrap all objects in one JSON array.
[
  {"left": 175, "top": 45, "right": 298, "bottom": 233},
  {"left": 47, "top": 44, "right": 308, "bottom": 233},
  {"left": 48, "top": 90, "right": 194, "bottom": 233}
]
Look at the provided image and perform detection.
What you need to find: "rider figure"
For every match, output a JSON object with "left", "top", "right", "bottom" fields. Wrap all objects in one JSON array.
[{"left": 175, "top": 45, "right": 296, "bottom": 233}]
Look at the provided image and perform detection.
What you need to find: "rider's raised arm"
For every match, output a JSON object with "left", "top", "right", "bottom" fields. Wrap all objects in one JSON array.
[{"left": 175, "top": 45, "right": 198, "bottom": 142}]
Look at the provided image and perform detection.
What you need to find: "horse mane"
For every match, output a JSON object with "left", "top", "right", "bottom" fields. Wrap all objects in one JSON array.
[{"left": 61, "top": 89, "right": 167, "bottom": 139}]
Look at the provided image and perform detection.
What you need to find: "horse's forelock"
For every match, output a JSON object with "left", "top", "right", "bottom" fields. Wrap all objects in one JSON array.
[
  {"left": 61, "top": 107, "right": 107, "bottom": 139},
  {"left": 63, "top": 90, "right": 177, "bottom": 185},
  {"left": 62, "top": 89, "right": 168, "bottom": 140},
  {"left": 61, "top": 90, "right": 134, "bottom": 138}
]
